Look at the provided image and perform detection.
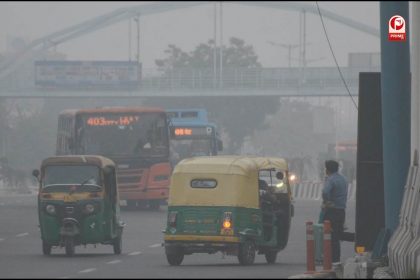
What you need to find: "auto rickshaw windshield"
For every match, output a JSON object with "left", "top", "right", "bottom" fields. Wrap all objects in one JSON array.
[
  {"left": 42, "top": 165, "right": 102, "bottom": 192},
  {"left": 259, "top": 169, "right": 288, "bottom": 193}
]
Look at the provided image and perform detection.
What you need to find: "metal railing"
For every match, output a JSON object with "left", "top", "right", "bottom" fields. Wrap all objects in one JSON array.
[
  {"left": 0, "top": 66, "right": 380, "bottom": 93},
  {"left": 139, "top": 66, "right": 379, "bottom": 91}
]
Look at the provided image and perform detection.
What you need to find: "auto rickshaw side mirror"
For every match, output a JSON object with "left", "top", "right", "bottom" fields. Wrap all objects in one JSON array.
[
  {"left": 68, "top": 137, "right": 74, "bottom": 151},
  {"left": 32, "top": 169, "right": 40, "bottom": 181},
  {"left": 276, "top": 171, "right": 284, "bottom": 180},
  {"left": 103, "top": 166, "right": 112, "bottom": 174},
  {"left": 217, "top": 139, "right": 223, "bottom": 151}
]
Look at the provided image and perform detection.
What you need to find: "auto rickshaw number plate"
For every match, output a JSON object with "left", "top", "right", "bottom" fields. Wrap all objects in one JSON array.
[
  {"left": 120, "top": 200, "right": 127, "bottom": 206},
  {"left": 64, "top": 195, "right": 76, "bottom": 203}
]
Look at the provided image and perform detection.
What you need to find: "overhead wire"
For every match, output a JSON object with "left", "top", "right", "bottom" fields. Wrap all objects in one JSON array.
[{"left": 315, "top": 1, "right": 359, "bottom": 111}]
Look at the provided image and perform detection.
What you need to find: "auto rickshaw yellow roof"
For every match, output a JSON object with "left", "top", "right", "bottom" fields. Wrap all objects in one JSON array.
[
  {"left": 172, "top": 156, "right": 260, "bottom": 177},
  {"left": 41, "top": 155, "right": 115, "bottom": 168},
  {"left": 169, "top": 156, "right": 289, "bottom": 208},
  {"left": 252, "top": 157, "right": 288, "bottom": 171}
]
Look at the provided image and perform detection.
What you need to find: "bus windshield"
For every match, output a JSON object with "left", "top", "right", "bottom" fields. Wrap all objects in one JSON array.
[
  {"left": 76, "top": 112, "right": 169, "bottom": 158},
  {"left": 170, "top": 139, "right": 212, "bottom": 161}
]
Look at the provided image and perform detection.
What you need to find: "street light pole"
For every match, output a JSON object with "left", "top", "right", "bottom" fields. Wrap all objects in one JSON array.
[
  {"left": 128, "top": 18, "right": 132, "bottom": 62},
  {"left": 267, "top": 41, "right": 299, "bottom": 67},
  {"left": 219, "top": 2, "right": 223, "bottom": 88},
  {"left": 213, "top": 2, "right": 217, "bottom": 88},
  {"left": 302, "top": 9, "right": 307, "bottom": 69},
  {"left": 134, "top": 14, "right": 140, "bottom": 65}
]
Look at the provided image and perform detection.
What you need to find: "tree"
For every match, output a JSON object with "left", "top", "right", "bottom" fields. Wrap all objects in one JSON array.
[
  {"left": 155, "top": 44, "right": 190, "bottom": 73},
  {"left": 155, "top": 37, "right": 261, "bottom": 71},
  {"left": 222, "top": 37, "right": 261, "bottom": 69},
  {"left": 151, "top": 38, "right": 274, "bottom": 153}
]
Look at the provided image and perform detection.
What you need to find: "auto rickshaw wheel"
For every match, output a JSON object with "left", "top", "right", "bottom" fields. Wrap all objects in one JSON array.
[
  {"left": 238, "top": 240, "right": 256, "bottom": 265},
  {"left": 165, "top": 247, "right": 184, "bottom": 266},
  {"left": 265, "top": 250, "right": 278, "bottom": 264},
  {"left": 113, "top": 234, "right": 122, "bottom": 255},
  {"left": 42, "top": 241, "right": 52, "bottom": 255},
  {"left": 149, "top": 200, "right": 160, "bottom": 211},
  {"left": 65, "top": 238, "right": 75, "bottom": 256},
  {"left": 127, "top": 200, "right": 137, "bottom": 210}
]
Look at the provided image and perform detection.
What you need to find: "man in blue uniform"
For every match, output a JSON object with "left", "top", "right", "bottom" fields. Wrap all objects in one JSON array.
[{"left": 320, "top": 160, "right": 348, "bottom": 263}]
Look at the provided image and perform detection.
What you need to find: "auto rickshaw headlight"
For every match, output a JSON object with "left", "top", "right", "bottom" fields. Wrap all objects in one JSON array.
[
  {"left": 45, "top": 204, "right": 56, "bottom": 215},
  {"left": 276, "top": 182, "right": 284, "bottom": 188},
  {"left": 223, "top": 220, "right": 232, "bottom": 229},
  {"left": 222, "top": 212, "right": 233, "bottom": 229},
  {"left": 84, "top": 203, "right": 95, "bottom": 214}
]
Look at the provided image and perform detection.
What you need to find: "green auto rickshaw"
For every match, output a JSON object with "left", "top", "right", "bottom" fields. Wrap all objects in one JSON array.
[
  {"left": 32, "top": 155, "right": 125, "bottom": 256},
  {"left": 163, "top": 156, "right": 294, "bottom": 265}
]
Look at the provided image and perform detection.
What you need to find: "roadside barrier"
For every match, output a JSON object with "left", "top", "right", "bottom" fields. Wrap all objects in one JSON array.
[
  {"left": 388, "top": 153, "right": 419, "bottom": 278},
  {"left": 305, "top": 221, "right": 316, "bottom": 274},
  {"left": 292, "top": 180, "right": 356, "bottom": 201},
  {"left": 306, "top": 220, "right": 334, "bottom": 274},
  {"left": 322, "top": 220, "right": 332, "bottom": 271}
]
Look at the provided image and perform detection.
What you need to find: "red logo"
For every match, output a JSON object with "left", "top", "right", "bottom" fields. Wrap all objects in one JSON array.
[{"left": 388, "top": 15, "right": 406, "bottom": 41}]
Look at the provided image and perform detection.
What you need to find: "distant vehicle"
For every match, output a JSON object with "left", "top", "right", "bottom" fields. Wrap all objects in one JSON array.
[
  {"left": 166, "top": 109, "right": 223, "bottom": 166},
  {"left": 55, "top": 107, "right": 172, "bottom": 210}
]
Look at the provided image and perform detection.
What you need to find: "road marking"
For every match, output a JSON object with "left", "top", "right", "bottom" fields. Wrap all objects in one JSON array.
[
  {"left": 0, "top": 238, "right": 4, "bottom": 242},
  {"left": 149, "top": 243, "right": 161, "bottom": 248},
  {"left": 0, "top": 202, "right": 5, "bottom": 206},
  {"left": 78, "top": 268, "right": 97, "bottom": 274},
  {"left": 128, "top": 251, "right": 142, "bottom": 256},
  {"left": 16, "top": 232, "right": 29, "bottom": 237},
  {"left": 106, "top": 260, "right": 122, "bottom": 264}
]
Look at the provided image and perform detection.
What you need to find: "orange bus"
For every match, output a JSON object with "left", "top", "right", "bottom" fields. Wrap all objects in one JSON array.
[{"left": 56, "top": 107, "right": 171, "bottom": 210}]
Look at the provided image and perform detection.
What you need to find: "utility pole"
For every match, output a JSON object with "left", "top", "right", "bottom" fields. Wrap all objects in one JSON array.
[
  {"left": 134, "top": 14, "right": 140, "bottom": 65},
  {"left": 286, "top": 44, "right": 293, "bottom": 68},
  {"left": 301, "top": 9, "right": 307, "bottom": 83},
  {"left": 302, "top": 9, "right": 307, "bottom": 69},
  {"left": 267, "top": 41, "right": 299, "bottom": 67},
  {"left": 298, "top": 9, "right": 308, "bottom": 86},
  {"left": 128, "top": 18, "right": 132, "bottom": 62},
  {"left": 219, "top": 2, "right": 223, "bottom": 88},
  {"left": 213, "top": 3, "right": 217, "bottom": 89}
]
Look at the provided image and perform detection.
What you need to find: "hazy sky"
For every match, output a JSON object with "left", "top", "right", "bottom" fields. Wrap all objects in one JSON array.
[{"left": 0, "top": 1, "right": 380, "bottom": 69}]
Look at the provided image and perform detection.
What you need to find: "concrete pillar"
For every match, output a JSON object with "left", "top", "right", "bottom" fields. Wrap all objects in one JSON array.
[
  {"left": 380, "top": 2, "right": 411, "bottom": 232},
  {"left": 412, "top": 2, "right": 420, "bottom": 160}
]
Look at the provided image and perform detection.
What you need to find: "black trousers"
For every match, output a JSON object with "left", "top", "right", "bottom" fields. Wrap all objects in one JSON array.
[{"left": 322, "top": 208, "right": 345, "bottom": 263}]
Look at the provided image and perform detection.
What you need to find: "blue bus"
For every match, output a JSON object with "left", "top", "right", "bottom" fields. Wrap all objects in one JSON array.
[{"left": 166, "top": 109, "right": 223, "bottom": 165}]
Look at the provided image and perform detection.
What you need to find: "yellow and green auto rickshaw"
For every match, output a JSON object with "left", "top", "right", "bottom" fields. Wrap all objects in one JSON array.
[
  {"left": 32, "top": 155, "right": 125, "bottom": 256},
  {"left": 163, "top": 156, "right": 294, "bottom": 265}
]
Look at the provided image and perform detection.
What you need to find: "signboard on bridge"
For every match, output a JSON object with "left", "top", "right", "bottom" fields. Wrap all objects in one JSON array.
[{"left": 34, "top": 60, "right": 141, "bottom": 89}]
